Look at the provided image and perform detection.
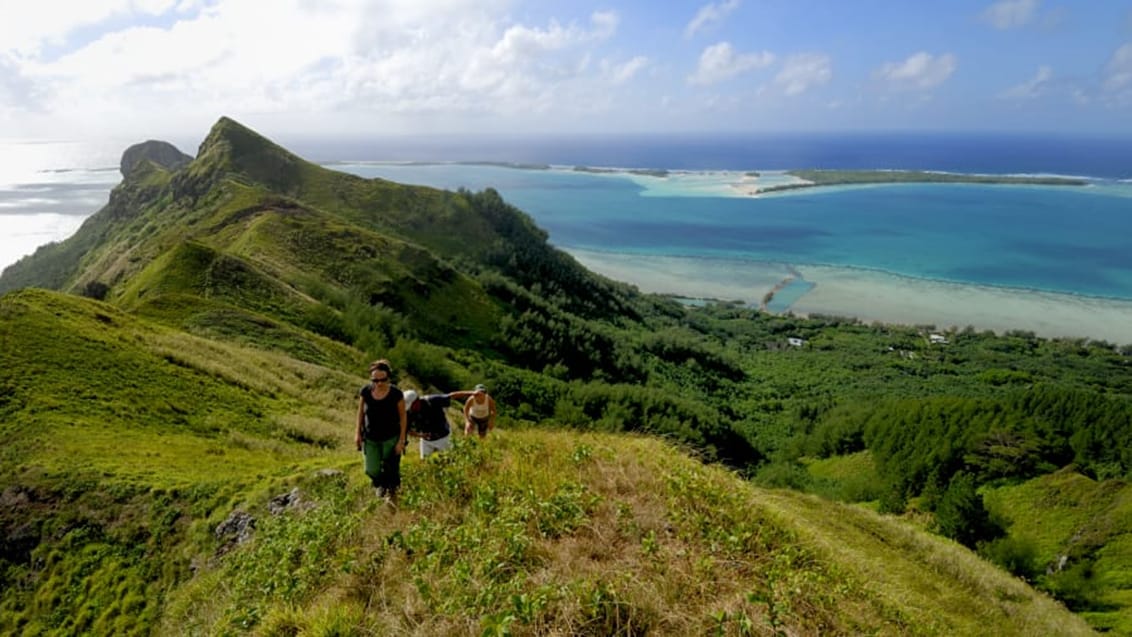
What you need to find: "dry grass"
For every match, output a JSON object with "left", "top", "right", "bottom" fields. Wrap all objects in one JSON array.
[{"left": 172, "top": 429, "right": 1093, "bottom": 636}]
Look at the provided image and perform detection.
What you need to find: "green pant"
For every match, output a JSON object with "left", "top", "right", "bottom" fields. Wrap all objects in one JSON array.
[{"left": 363, "top": 437, "right": 402, "bottom": 491}]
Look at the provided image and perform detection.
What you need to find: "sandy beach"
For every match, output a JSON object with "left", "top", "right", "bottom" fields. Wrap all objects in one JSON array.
[
  {"left": 561, "top": 167, "right": 811, "bottom": 198},
  {"left": 567, "top": 249, "right": 793, "bottom": 304},
  {"left": 568, "top": 249, "right": 1132, "bottom": 346}
]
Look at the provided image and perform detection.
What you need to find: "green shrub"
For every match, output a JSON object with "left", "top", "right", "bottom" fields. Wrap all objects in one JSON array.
[{"left": 980, "top": 536, "right": 1040, "bottom": 580}]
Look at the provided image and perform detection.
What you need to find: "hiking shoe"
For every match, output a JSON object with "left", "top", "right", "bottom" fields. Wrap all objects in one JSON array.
[{"left": 374, "top": 486, "right": 386, "bottom": 499}]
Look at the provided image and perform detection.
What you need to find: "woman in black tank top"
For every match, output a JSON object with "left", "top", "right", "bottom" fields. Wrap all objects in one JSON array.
[{"left": 354, "top": 360, "right": 407, "bottom": 501}]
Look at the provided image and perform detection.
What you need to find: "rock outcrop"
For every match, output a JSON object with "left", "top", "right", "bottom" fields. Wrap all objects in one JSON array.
[{"left": 119, "top": 140, "right": 192, "bottom": 177}]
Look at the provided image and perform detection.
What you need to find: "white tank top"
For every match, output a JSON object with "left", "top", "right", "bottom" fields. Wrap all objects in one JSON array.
[{"left": 468, "top": 396, "right": 490, "bottom": 419}]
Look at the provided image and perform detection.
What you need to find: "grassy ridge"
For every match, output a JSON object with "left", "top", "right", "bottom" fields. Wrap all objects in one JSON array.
[
  {"left": 0, "top": 289, "right": 359, "bottom": 635},
  {"left": 1, "top": 289, "right": 1092, "bottom": 636},
  {"left": 157, "top": 430, "right": 1092, "bottom": 636},
  {"left": 0, "top": 289, "right": 357, "bottom": 482}
]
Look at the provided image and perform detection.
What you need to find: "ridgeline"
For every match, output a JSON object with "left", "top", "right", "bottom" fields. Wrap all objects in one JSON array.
[{"left": 2, "top": 117, "right": 1129, "bottom": 635}]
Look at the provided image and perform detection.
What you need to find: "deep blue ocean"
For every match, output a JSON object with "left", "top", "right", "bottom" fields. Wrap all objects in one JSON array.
[
  {"left": 4, "top": 132, "right": 1132, "bottom": 304},
  {"left": 291, "top": 131, "right": 1132, "bottom": 178},
  {"left": 307, "top": 132, "right": 1132, "bottom": 302}
]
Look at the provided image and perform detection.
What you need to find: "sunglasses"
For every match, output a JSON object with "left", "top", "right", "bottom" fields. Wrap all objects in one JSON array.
[{"left": 371, "top": 376, "right": 390, "bottom": 383}]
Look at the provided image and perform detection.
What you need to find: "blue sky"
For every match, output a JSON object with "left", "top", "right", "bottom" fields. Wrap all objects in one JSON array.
[{"left": 2, "top": 0, "right": 1131, "bottom": 140}]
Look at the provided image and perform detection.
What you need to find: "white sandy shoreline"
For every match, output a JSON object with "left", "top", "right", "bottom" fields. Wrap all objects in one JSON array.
[{"left": 567, "top": 249, "right": 1132, "bottom": 346}]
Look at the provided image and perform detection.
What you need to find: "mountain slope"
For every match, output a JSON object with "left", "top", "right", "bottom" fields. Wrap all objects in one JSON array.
[
  {"left": 1, "top": 117, "right": 1123, "bottom": 633},
  {"left": 0, "top": 116, "right": 640, "bottom": 353},
  {"left": 0, "top": 291, "right": 1091, "bottom": 636},
  {"left": 984, "top": 469, "right": 1132, "bottom": 632}
]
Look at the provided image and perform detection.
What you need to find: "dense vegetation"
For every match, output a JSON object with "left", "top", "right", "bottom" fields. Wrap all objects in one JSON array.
[
  {"left": 2, "top": 116, "right": 1130, "bottom": 634},
  {"left": 757, "top": 168, "right": 1088, "bottom": 193}
]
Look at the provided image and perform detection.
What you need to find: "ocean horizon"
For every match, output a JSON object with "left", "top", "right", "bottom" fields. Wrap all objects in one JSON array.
[{"left": 4, "top": 131, "right": 1132, "bottom": 344}]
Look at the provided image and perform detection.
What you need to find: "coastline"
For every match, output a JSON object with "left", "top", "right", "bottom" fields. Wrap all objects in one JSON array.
[
  {"left": 755, "top": 169, "right": 1089, "bottom": 194},
  {"left": 326, "top": 160, "right": 1105, "bottom": 201},
  {"left": 4, "top": 157, "right": 1131, "bottom": 347},
  {"left": 543, "top": 165, "right": 1090, "bottom": 198},
  {"left": 789, "top": 265, "right": 1132, "bottom": 344},
  {"left": 567, "top": 248, "right": 1132, "bottom": 345}
]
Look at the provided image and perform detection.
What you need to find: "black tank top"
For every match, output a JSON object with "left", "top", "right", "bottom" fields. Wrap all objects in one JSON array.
[{"left": 359, "top": 384, "right": 403, "bottom": 441}]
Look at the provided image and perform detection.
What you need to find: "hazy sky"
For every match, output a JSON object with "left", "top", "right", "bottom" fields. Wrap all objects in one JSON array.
[{"left": 2, "top": 0, "right": 1132, "bottom": 140}]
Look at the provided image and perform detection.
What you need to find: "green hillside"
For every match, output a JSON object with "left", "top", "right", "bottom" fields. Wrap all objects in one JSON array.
[
  {"left": 2, "top": 117, "right": 1130, "bottom": 634},
  {"left": 0, "top": 290, "right": 1091, "bottom": 635}
]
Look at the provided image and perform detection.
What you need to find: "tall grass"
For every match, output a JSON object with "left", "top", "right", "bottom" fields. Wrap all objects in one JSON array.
[{"left": 156, "top": 430, "right": 1092, "bottom": 636}]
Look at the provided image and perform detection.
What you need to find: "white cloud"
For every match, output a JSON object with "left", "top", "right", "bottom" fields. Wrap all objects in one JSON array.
[
  {"left": 0, "top": 53, "right": 44, "bottom": 116},
  {"left": 0, "top": 0, "right": 190, "bottom": 57},
  {"left": 999, "top": 65, "right": 1053, "bottom": 99},
  {"left": 604, "top": 56, "right": 649, "bottom": 84},
  {"left": 773, "top": 53, "right": 831, "bottom": 96},
  {"left": 1103, "top": 42, "right": 1132, "bottom": 92},
  {"left": 590, "top": 10, "right": 620, "bottom": 39},
  {"left": 491, "top": 13, "right": 614, "bottom": 64},
  {"left": 687, "top": 41, "right": 774, "bottom": 86},
  {"left": 5, "top": 1, "right": 645, "bottom": 135},
  {"left": 874, "top": 52, "right": 957, "bottom": 90},
  {"left": 981, "top": 0, "right": 1039, "bottom": 30},
  {"left": 684, "top": 0, "right": 740, "bottom": 39}
]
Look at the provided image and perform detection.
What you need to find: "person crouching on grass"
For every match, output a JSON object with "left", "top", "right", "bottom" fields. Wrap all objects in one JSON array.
[
  {"left": 355, "top": 360, "right": 407, "bottom": 503},
  {"left": 463, "top": 383, "right": 497, "bottom": 438},
  {"left": 404, "top": 388, "right": 477, "bottom": 458}
]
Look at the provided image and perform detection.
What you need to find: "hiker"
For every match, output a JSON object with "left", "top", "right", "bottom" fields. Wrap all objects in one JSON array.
[
  {"left": 463, "top": 383, "right": 497, "bottom": 438},
  {"left": 355, "top": 360, "right": 407, "bottom": 502},
  {"left": 404, "top": 388, "right": 477, "bottom": 458}
]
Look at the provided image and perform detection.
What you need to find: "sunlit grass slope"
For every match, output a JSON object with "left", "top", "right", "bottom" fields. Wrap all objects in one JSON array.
[
  {"left": 0, "top": 288, "right": 359, "bottom": 484},
  {"left": 1, "top": 289, "right": 1091, "bottom": 636},
  {"left": 162, "top": 430, "right": 1090, "bottom": 636},
  {"left": 0, "top": 288, "right": 366, "bottom": 635},
  {"left": 985, "top": 469, "right": 1132, "bottom": 633}
]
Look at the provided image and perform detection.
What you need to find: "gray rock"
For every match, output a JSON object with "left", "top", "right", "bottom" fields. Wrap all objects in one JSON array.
[
  {"left": 268, "top": 487, "right": 302, "bottom": 515},
  {"left": 214, "top": 510, "right": 255, "bottom": 555}
]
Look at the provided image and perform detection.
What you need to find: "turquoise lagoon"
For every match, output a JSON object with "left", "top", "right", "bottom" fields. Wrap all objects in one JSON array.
[{"left": 334, "top": 162, "right": 1132, "bottom": 343}]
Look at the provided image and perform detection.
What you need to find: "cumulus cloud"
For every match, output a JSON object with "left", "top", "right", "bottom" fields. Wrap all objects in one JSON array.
[
  {"left": 999, "top": 65, "right": 1053, "bottom": 99},
  {"left": 491, "top": 13, "right": 615, "bottom": 64},
  {"left": 687, "top": 42, "right": 774, "bottom": 86},
  {"left": 0, "top": 54, "right": 45, "bottom": 114},
  {"left": 773, "top": 53, "right": 831, "bottom": 96},
  {"left": 604, "top": 56, "right": 649, "bottom": 84},
  {"left": 874, "top": 52, "right": 957, "bottom": 90},
  {"left": 1103, "top": 42, "right": 1132, "bottom": 92},
  {"left": 0, "top": 0, "right": 192, "bottom": 56},
  {"left": 981, "top": 0, "right": 1039, "bottom": 30},
  {"left": 5, "top": 0, "right": 649, "bottom": 135},
  {"left": 684, "top": 0, "right": 741, "bottom": 39}
]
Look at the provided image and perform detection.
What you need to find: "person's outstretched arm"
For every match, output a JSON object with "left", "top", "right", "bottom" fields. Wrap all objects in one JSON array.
[{"left": 396, "top": 399, "right": 407, "bottom": 455}]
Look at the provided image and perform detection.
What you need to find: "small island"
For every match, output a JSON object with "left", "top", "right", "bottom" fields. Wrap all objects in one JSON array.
[
  {"left": 573, "top": 165, "right": 670, "bottom": 178},
  {"left": 756, "top": 169, "right": 1089, "bottom": 194},
  {"left": 455, "top": 160, "right": 551, "bottom": 170}
]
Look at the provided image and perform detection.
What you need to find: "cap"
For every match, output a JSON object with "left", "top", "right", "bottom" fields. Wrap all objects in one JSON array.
[
  {"left": 403, "top": 389, "right": 418, "bottom": 410},
  {"left": 474, "top": 383, "right": 487, "bottom": 392}
]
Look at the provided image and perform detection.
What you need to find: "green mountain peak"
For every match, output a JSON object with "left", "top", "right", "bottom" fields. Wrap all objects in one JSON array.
[{"left": 184, "top": 116, "right": 310, "bottom": 194}]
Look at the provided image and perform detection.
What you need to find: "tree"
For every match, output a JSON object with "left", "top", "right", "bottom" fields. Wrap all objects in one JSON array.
[{"left": 933, "top": 472, "right": 1001, "bottom": 548}]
